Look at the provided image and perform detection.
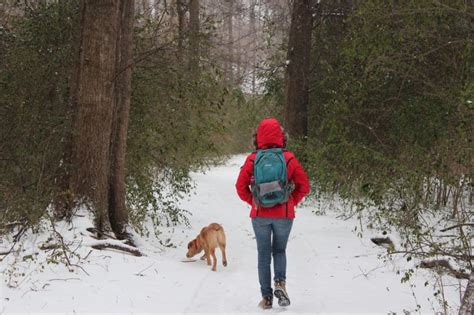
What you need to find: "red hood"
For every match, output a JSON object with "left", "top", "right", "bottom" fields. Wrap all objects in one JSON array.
[{"left": 256, "top": 118, "right": 284, "bottom": 149}]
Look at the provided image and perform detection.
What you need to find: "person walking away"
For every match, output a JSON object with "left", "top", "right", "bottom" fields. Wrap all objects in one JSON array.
[{"left": 235, "top": 118, "right": 310, "bottom": 309}]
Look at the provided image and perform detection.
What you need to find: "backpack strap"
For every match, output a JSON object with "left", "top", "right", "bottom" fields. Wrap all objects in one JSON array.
[{"left": 284, "top": 151, "right": 295, "bottom": 166}]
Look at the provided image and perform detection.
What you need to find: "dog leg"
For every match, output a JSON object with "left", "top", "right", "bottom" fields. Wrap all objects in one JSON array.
[
  {"left": 203, "top": 247, "right": 211, "bottom": 266},
  {"left": 219, "top": 244, "right": 227, "bottom": 267},
  {"left": 210, "top": 248, "right": 217, "bottom": 271},
  {"left": 200, "top": 254, "right": 206, "bottom": 261},
  {"left": 217, "top": 230, "right": 227, "bottom": 267}
]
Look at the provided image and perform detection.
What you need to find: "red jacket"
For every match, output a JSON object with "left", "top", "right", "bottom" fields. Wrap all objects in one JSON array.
[{"left": 235, "top": 118, "right": 310, "bottom": 218}]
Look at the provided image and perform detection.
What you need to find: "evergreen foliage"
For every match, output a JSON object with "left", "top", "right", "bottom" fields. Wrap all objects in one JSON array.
[
  {"left": 126, "top": 15, "right": 231, "bottom": 234},
  {"left": 249, "top": 1, "right": 472, "bottom": 296},
  {"left": 0, "top": 0, "right": 472, "bottom": 310},
  {"left": 0, "top": 2, "right": 77, "bottom": 230},
  {"left": 306, "top": 0, "right": 473, "bottom": 280},
  {"left": 0, "top": 2, "right": 238, "bottom": 236}
]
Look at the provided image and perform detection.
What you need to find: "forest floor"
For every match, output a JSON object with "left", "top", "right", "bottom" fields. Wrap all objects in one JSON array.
[{"left": 0, "top": 155, "right": 461, "bottom": 314}]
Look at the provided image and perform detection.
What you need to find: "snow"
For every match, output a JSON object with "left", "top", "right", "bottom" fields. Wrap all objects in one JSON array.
[{"left": 0, "top": 155, "right": 461, "bottom": 314}]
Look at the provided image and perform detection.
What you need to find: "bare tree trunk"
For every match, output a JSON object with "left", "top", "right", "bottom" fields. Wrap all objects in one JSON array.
[
  {"left": 177, "top": 0, "right": 185, "bottom": 62},
  {"left": 284, "top": 0, "right": 312, "bottom": 140},
  {"left": 142, "top": 0, "right": 151, "bottom": 20},
  {"left": 225, "top": 0, "right": 233, "bottom": 85},
  {"left": 459, "top": 271, "right": 474, "bottom": 315},
  {"left": 189, "top": 0, "right": 200, "bottom": 77},
  {"left": 0, "top": 1, "right": 6, "bottom": 24},
  {"left": 108, "top": 0, "right": 134, "bottom": 240},
  {"left": 250, "top": 0, "right": 257, "bottom": 93},
  {"left": 236, "top": 8, "right": 242, "bottom": 85}
]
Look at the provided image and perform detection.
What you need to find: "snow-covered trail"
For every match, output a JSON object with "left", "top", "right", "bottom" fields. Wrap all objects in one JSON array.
[
  {"left": 1, "top": 155, "right": 457, "bottom": 314},
  {"left": 173, "top": 155, "right": 449, "bottom": 314}
]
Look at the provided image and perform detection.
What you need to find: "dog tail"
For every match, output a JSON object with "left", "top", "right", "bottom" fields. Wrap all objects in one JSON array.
[{"left": 208, "top": 223, "right": 223, "bottom": 231}]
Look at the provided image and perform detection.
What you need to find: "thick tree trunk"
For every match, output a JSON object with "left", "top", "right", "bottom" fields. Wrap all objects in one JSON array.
[
  {"left": 284, "top": 0, "right": 312, "bottom": 140},
  {"left": 69, "top": 0, "right": 134, "bottom": 238},
  {"left": 108, "top": 0, "right": 134, "bottom": 239},
  {"left": 70, "top": 0, "right": 119, "bottom": 231}
]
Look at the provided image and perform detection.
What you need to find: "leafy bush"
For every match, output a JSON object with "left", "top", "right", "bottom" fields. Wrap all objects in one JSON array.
[
  {"left": 0, "top": 2, "right": 77, "bottom": 230},
  {"left": 0, "top": 2, "right": 243, "bottom": 236},
  {"left": 304, "top": 0, "right": 473, "bottom": 282}
]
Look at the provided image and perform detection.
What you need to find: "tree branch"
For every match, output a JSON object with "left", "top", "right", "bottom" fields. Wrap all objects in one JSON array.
[
  {"left": 419, "top": 259, "right": 470, "bottom": 280},
  {"left": 440, "top": 223, "right": 474, "bottom": 232},
  {"left": 90, "top": 240, "right": 144, "bottom": 257}
]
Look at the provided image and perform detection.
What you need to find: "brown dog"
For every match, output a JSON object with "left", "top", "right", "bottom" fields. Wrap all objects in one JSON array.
[{"left": 186, "top": 223, "right": 227, "bottom": 271}]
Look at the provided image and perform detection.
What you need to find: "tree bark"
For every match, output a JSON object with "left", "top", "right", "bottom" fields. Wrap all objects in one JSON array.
[
  {"left": 284, "top": 0, "right": 312, "bottom": 140},
  {"left": 69, "top": 0, "right": 134, "bottom": 239},
  {"left": 108, "top": 0, "right": 134, "bottom": 239},
  {"left": 70, "top": 0, "right": 119, "bottom": 232},
  {"left": 459, "top": 271, "right": 473, "bottom": 315}
]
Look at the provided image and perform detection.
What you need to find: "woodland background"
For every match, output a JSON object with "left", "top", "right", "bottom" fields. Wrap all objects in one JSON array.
[{"left": 0, "top": 0, "right": 472, "bottom": 313}]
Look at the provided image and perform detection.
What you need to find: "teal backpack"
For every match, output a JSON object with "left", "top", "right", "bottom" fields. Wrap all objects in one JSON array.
[{"left": 251, "top": 148, "right": 290, "bottom": 208}]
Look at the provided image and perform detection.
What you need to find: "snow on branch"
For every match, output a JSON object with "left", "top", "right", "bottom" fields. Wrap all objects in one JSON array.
[{"left": 88, "top": 239, "right": 145, "bottom": 257}]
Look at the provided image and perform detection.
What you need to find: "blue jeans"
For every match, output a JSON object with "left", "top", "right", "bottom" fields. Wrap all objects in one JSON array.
[{"left": 251, "top": 217, "right": 294, "bottom": 298}]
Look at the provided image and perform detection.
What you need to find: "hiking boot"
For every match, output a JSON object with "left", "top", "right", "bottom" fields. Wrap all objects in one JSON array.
[
  {"left": 274, "top": 280, "right": 290, "bottom": 307},
  {"left": 258, "top": 296, "right": 273, "bottom": 309}
]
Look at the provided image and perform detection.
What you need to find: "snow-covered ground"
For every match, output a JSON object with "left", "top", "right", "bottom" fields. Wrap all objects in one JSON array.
[{"left": 0, "top": 155, "right": 461, "bottom": 314}]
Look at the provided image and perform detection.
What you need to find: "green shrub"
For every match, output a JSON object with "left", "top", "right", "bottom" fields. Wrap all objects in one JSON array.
[{"left": 0, "top": 2, "right": 77, "bottom": 230}]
